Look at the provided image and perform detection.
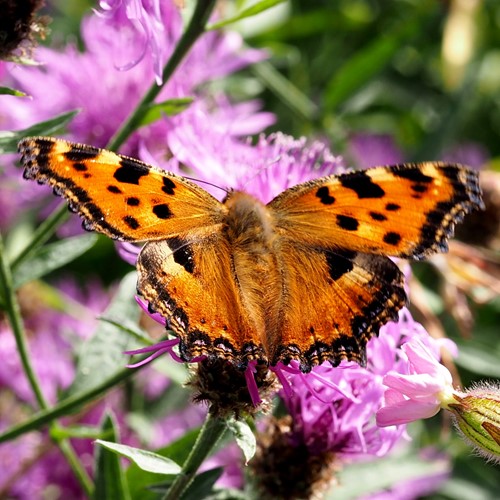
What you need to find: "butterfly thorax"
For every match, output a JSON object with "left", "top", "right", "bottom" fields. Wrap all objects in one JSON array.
[{"left": 222, "top": 191, "right": 282, "bottom": 341}]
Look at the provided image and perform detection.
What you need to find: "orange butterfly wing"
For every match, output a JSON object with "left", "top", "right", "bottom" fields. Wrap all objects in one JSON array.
[
  {"left": 19, "top": 137, "right": 226, "bottom": 241},
  {"left": 19, "top": 138, "right": 484, "bottom": 372},
  {"left": 269, "top": 163, "right": 483, "bottom": 260},
  {"left": 137, "top": 237, "right": 266, "bottom": 366},
  {"left": 266, "top": 242, "right": 406, "bottom": 370}
]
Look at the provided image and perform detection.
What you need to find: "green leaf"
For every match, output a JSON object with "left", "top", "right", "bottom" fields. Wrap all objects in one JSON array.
[
  {"left": 93, "top": 414, "right": 131, "bottom": 500},
  {"left": 181, "top": 467, "right": 223, "bottom": 500},
  {"left": 0, "top": 110, "right": 79, "bottom": 153},
  {"left": 208, "top": 0, "right": 286, "bottom": 30},
  {"left": 139, "top": 98, "right": 194, "bottom": 127},
  {"left": 226, "top": 418, "right": 256, "bottom": 464},
  {"left": 65, "top": 272, "right": 143, "bottom": 397},
  {"left": 127, "top": 428, "right": 200, "bottom": 500},
  {"left": 13, "top": 234, "right": 98, "bottom": 288},
  {"left": 95, "top": 440, "right": 182, "bottom": 475},
  {"left": 456, "top": 344, "right": 500, "bottom": 378},
  {"left": 0, "top": 86, "right": 28, "bottom": 97},
  {"left": 324, "top": 21, "right": 419, "bottom": 112}
]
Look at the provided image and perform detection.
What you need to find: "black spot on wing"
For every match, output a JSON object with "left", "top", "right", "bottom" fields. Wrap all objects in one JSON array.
[
  {"left": 123, "top": 215, "right": 140, "bottom": 230},
  {"left": 411, "top": 184, "right": 428, "bottom": 193},
  {"left": 385, "top": 203, "right": 400, "bottom": 211},
  {"left": 63, "top": 145, "right": 100, "bottom": 161},
  {"left": 168, "top": 237, "right": 195, "bottom": 274},
  {"left": 383, "top": 231, "right": 401, "bottom": 245},
  {"left": 126, "top": 197, "right": 140, "bottom": 206},
  {"left": 107, "top": 185, "right": 122, "bottom": 194},
  {"left": 72, "top": 162, "right": 88, "bottom": 172},
  {"left": 336, "top": 214, "right": 359, "bottom": 231},
  {"left": 339, "top": 170, "right": 385, "bottom": 198},
  {"left": 369, "top": 211, "right": 387, "bottom": 221},
  {"left": 114, "top": 158, "right": 149, "bottom": 185},
  {"left": 153, "top": 204, "right": 173, "bottom": 219},
  {"left": 325, "top": 249, "right": 356, "bottom": 281},
  {"left": 315, "top": 186, "right": 335, "bottom": 205},
  {"left": 392, "top": 166, "right": 433, "bottom": 183},
  {"left": 162, "top": 178, "right": 176, "bottom": 195}
]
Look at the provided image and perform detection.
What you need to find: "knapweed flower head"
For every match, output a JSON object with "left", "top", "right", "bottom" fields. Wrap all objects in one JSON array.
[
  {"left": 2, "top": 5, "right": 269, "bottom": 149},
  {"left": 250, "top": 308, "right": 431, "bottom": 499},
  {"left": 0, "top": 0, "right": 47, "bottom": 61}
]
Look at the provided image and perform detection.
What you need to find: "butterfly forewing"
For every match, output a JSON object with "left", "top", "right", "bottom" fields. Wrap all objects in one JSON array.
[
  {"left": 269, "top": 163, "right": 484, "bottom": 260},
  {"left": 19, "top": 137, "right": 226, "bottom": 241}
]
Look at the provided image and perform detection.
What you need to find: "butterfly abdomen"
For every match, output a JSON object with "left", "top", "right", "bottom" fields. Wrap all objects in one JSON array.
[{"left": 223, "top": 192, "right": 283, "bottom": 347}]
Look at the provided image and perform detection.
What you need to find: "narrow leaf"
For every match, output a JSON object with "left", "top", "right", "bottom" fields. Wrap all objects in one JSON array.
[
  {"left": 226, "top": 418, "right": 256, "bottom": 464},
  {"left": 66, "top": 272, "right": 143, "bottom": 397},
  {"left": 208, "top": 0, "right": 286, "bottom": 30},
  {"left": 0, "top": 110, "right": 79, "bottom": 153},
  {"left": 180, "top": 467, "right": 223, "bottom": 500},
  {"left": 95, "top": 440, "right": 182, "bottom": 475},
  {"left": 139, "top": 97, "right": 194, "bottom": 126},
  {"left": 127, "top": 428, "right": 200, "bottom": 500},
  {"left": 13, "top": 234, "right": 98, "bottom": 288},
  {"left": 0, "top": 86, "right": 28, "bottom": 97},
  {"left": 94, "top": 414, "right": 131, "bottom": 500}
]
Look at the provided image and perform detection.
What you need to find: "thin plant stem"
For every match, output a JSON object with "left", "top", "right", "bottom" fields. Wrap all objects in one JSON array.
[
  {"left": 107, "top": 0, "right": 218, "bottom": 151},
  {"left": 0, "top": 232, "right": 93, "bottom": 494},
  {"left": 163, "top": 412, "right": 227, "bottom": 500},
  {"left": 11, "top": 204, "right": 69, "bottom": 270},
  {"left": 0, "top": 232, "right": 48, "bottom": 409}
]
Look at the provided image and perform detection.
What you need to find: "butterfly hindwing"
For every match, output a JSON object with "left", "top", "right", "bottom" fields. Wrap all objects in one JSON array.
[
  {"left": 137, "top": 237, "right": 266, "bottom": 366},
  {"left": 269, "top": 162, "right": 483, "bottom": 260},
  {"left": 267, "top": 242, "right": 406, "bottom": 370},
  {"left": 19, "top": 137, "right": 225, "bottom": 241}
]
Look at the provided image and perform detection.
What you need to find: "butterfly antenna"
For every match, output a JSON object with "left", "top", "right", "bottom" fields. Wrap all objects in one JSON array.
[
  {"left": 182, "top": 175, "right": 229, "bottom": 195},
  {"left": 240, "top": 155, "right": 282, "bottom": 191}
]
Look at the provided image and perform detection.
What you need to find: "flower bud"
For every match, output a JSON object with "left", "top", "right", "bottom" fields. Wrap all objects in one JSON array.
[{"left": 444, "top": 383, "right": 500, "bottom": 464}]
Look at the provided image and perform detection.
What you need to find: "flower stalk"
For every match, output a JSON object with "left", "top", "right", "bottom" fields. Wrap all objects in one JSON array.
[
  {"left": 0, "top": 232, "right": 93, "bottom": 495},
  {"left": 107, "top": 0, "right": 218, "bottom": 151},
  {"left": 162, "top": 412, "right": 227, "bottom": 500}
]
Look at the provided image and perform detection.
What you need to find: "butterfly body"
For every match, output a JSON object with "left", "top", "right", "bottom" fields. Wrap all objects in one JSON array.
[{"left": 19, "top": 137, "right": 484, "bottom": 372}]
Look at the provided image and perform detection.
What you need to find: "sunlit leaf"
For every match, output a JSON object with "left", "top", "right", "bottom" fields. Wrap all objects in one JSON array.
[{"left": 95, "top": 440, "right": 182, "bottom": 475}]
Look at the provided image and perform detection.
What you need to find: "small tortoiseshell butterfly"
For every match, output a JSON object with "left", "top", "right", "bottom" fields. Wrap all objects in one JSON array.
[{"left": 19, "top": 137, "right": 483, "bottom": 372}]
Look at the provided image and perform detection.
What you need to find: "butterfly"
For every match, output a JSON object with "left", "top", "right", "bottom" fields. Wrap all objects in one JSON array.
[{"left": 19, "top": 136, "right": 483, "bottom": 372}]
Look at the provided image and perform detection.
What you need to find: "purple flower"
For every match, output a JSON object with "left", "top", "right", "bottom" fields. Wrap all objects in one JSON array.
[
  {"left": 249, "top": 309, "right": 444, "bottom": 498},
  {"left": 0, "top": 6, "right": 272, "bottom": 232},
  {"left": 376, "top": 337, "right": 456, "bottom": 427},
  {"left": 274, "top": 310, "right": 427, "bottom": 460},
  {"left": 97, "top": 0, "right": 172, "bottom": 84},
  {"left": 2, "top": 7, "right": 270, "bottom": 149}
]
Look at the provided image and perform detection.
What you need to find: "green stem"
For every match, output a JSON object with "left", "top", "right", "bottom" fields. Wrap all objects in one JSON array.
[
  {"left": 0, "top": 232, "right": 93, "bottom": 493},
  {"left": 57, "top": 439, "right": 94, "bottom": 497},
  {"left": 107, "top": 0, "right": 218, "bottom": 152},
  {"left": 11, "top": 204, "right": 69, "bottom": 270},
  {"left": 0, "top": 232, "right": 49, "bottom": 409},
  {"left": 163, "top": 412, "right": 227, "bottom": 500},
  {"left": 0, "top": 364, "right": 140, "bottom": 444}
]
